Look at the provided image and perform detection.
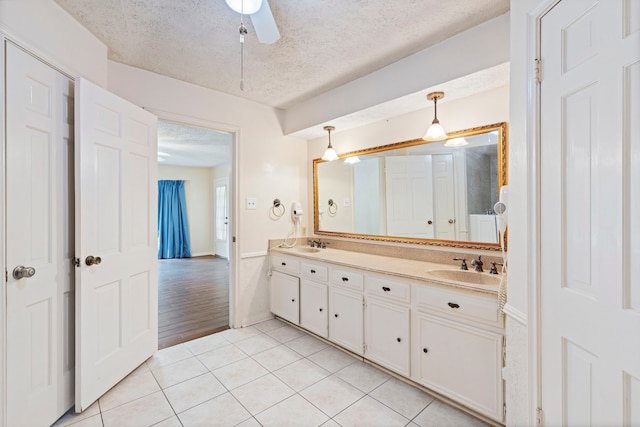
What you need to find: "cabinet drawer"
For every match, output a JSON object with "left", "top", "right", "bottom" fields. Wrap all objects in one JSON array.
[
  {"left": 365, "top": 275, "right": 410, "bottom": 304},
  {"left": 414, "top": 285, "right": 500, "bottom": 326},
  {"left": 301, "top": 262, "right": 328, "bottom": 282},
  {"left": 271, "top": 254, "right": 300, "bottom": 275},
  {"left": 330, "top": 268, "right": 364, "bottom": 291}
]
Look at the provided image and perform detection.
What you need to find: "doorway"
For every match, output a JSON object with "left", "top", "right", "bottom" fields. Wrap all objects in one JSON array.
[{"left": 156, "top": 120, "right": 233, "bottom": 348}]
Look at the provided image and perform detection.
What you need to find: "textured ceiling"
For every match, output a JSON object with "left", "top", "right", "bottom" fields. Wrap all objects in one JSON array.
[{"left": 53, "top": 0, "right": 510, "bottom": 110}]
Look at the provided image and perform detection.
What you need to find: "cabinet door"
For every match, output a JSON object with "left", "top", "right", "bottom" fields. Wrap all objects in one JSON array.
[
  {"left": 270, "top": 271, "right": 299, "bottom": 324},
  {"left": 300, "top": 279, "right": 328, "bottom": 338},
  {"left": 329, "top": 287, "right": 363, "bottom": 355},
  {"left": 415, "top": 313, "right": 503, "bottom": 422},
  {"left": 365, "top": 298, "right": 410, "bottom": 376}
]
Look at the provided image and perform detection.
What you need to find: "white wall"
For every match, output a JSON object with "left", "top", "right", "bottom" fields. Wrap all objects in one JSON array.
[
  {"left": 306, "top": 85, "right": 510, "bottom": 236},
  {"left": 158, "top": 165, "right": 214, "bottom": 257},
  {"left": 107, "top": 62, "right": 308, "bottom": 326}
]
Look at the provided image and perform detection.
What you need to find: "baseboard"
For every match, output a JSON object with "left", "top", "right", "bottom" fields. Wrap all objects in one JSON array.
[
  {"left": 191, "top": 251, "right": 215, "bottom": 257},
  {"left": 240, "top": 251, "right": 268, "bottom": 259}
]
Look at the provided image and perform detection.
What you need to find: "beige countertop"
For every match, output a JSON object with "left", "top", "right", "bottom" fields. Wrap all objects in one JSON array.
[{"left": 270, "top": 246, "right": 502, "bottom": 296}]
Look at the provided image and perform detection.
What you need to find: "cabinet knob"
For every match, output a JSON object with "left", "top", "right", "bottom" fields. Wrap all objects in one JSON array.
[
  {"left": 291, "top": 299, "right": 295, "bottom": 302},
  {"left": 281, "top": 262, "right": 286, "bottom": 266},
  {"left": 447, "top": 302, "right": 460, "bottom": 309},
  {"left": 427, "top": 220, "right": 433, "bottom": 225},
  {"left": 334, "top": 314, "right": 339, "bottom": 318},
  {"left": 423, "top": 348, "right": 429, "bottom": 354},
  {"left": 342, "top": 277, "right": 349, "bottom": 282},
  {"left": 382, "top": 286, "right": 391, "bottom": 292},
  {"left": 319, "top": 308, "right": 323, "bottom": 312},
  {"left": 310, "top": 269, "right": 316, "bottom": 274},
  {"left": 396, "top": 337, "right": 402, "bottom": 343}
]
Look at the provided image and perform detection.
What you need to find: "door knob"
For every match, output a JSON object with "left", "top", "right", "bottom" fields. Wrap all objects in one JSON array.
[
  {"left": 85, "top": 256, "right": 102, "bottom": 266},
  {"left": 12, "top": 265, "right": 36, "bottom": 280},
  {"left": 448, "top": 219, "right": 455, "bottom": 224}
]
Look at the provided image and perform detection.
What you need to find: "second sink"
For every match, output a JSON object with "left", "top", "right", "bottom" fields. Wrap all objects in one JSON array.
[{"left": 427, "top": 269, "right": 501, "bottom": 286}]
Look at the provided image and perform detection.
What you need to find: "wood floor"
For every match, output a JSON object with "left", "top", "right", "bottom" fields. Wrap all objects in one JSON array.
[{"left": 158, "top": 255, "right": 230, "bottom": 349}]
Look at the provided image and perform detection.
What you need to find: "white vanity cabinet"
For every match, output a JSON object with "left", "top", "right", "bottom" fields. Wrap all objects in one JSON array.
[
  {"left": 328, "top": 268, "right": 364, "bottom": 355},
  {"left": 270, "top": 270, "right": 300, "bottom": 324},
  {"left": 412, "top": 284, "right": 504, "bottom": 422},
  {"left": 364, "top": 275, "right": 411, "bottom": 376}
]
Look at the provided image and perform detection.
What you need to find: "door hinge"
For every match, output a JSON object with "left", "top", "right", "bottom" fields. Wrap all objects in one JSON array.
[
  {"left": 73, "top": 257, "right": 81, "bottom": 268},
  {"left": 232, "top": 236, "right": 236, "bottom": 243},
  {"left": 537, "top": 407, "right": 543, "bottom": 425},
  {"left": 535, "top": 58, "right": 542, "bottom": 84},
  {"left": 504, "top": 403, "right": 507, "bottom": 420},
  {"left": 5, "top": 269, "right": 7, "bottom": 282},
  {"left": 363, "top": 343, "right": 367, "bottom": 354}
]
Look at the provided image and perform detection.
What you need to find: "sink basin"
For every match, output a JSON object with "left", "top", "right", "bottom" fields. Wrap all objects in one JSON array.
[
  {"left": 293, "top": 246, "right": 322, "bottom": 253},
  {"left": 427, "top": 269, "right": 501, "bottom": 286}
]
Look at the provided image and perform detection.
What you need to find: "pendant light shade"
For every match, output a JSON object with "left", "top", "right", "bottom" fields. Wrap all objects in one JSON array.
[
  {"left": 225, "top": 0, "right": 263, "bottom": 14},
  {"left": 423, "top": 91, "right": 448, "bottom": 141},
  {"left": 322, "top": 126, "right": 339, "bottom": 161},
  {"left": 444, "top": 137, "right": 469, "bottom": 147},
  {"left": 344, "top": 156, "right": 360, "bottom": 164}
]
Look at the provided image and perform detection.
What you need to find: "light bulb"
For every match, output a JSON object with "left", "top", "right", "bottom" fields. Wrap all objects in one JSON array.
[
  {"left": 322, "top": 147, "right": 339, "bottom": 162},
  {"left": 225, "top": 0, "right": 263, "bottom": 14}
]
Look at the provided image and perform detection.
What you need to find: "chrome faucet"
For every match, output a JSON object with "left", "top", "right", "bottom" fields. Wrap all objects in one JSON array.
[
  {"left": 453, "top": 258, "right": 468, "bottom": 270},
  {"left": 489, "top": 261, "right": 503, "bottom": 275},
  {"left": 470, "top": 255, "right": 484, "bottom": 272}
]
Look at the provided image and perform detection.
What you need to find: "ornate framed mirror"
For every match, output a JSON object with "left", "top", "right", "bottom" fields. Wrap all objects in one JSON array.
[{"left": 313, "top": 122, "right": 508, "bottom": 250}]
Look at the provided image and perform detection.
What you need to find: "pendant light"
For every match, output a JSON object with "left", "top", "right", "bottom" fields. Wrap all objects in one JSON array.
[
  {"left": 444, "top": 137, "right": 469, "bottom": 147},
  {"left": 225, "top": 0, "right": 262, "bottom": 14},
  {"left": 322, "top": 126, "right": 339, "bottom": 161},
  {"left": 423, "top": 91, "right": 447, "bottom": 141}
]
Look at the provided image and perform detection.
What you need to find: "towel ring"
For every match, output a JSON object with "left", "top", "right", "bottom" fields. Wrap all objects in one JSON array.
[
  {"left": 327, "top": 199, "right": 338, "bottom": 217},
  {"left": 270, "top": 198, "right": 285, "bottom": 219}
]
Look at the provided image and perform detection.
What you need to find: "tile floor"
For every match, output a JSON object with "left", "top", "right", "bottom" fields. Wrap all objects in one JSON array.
[{"left": 53, "top": 319, "right": 489, "bottom": 427}]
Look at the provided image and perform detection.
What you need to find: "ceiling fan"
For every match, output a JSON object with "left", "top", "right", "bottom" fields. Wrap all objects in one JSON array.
[{"left": 225, "top": 0, "right": 281, "bottom": 44}]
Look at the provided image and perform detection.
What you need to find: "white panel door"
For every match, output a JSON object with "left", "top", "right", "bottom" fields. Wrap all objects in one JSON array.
[
  {"left": 214, "top": 177, "right": 229, "bottom": 259},
  {"left": 432, "top": 154, "right": 456, "bottom": 240},
  {"left": 75, "top": 77, "right": 158, "bottom": 411},
  {"left": 540, "top": 0, "right": 640, "bottom": 425},
  {"left": 5, "top": 42, "right": 75, "bottom": 427},
  {"left": 384, "top": 155, "right": 434, "bottom": 238}
]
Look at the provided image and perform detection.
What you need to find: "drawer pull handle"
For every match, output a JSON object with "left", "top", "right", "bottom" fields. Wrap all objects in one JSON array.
[
  {"left": 334, "top": 314, "right": 339, "bottom": 318},
  {"left": 342, "top": 277, "right": 349, "bottom": 282},
  {"left": 382, "top": 286, "right": 391, "bottom": 292},
  {"left": 423, "top": 348, "right": 429, "bottom": 354},
  {"left": 310, "top": 269, "right": 316, "bottom": 274},
  {"left": 319, "top": 308, "right": 323, "bottom": 312},
  {"left": 281, "top": 262, "right": 286, "bottom": 266},
  {"left": 396, "top": 337, "right": 402, "bottom": 343},
  {"left": 447, "top": 302, "right": 460, "bottom": 309},
  {"left": 291, "top": 299, "right": 295, "bottom": 302}
]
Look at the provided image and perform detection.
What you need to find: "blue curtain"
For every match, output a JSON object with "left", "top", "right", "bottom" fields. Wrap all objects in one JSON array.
[{"left": 158, "top": 180, "right": 192, "bottom": 259}]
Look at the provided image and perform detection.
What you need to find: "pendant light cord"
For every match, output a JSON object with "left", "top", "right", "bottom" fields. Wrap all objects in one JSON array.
[{"left": 239, "top": 0, "right": 246, "bottom": 90}]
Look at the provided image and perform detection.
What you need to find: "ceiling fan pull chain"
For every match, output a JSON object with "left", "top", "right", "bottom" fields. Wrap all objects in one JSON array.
[{"left": 239, "top": 22, "right": 247, "bottom": 91}]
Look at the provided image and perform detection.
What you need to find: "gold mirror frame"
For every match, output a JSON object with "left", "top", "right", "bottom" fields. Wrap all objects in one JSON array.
[{"left": 313, "top": 122, "right": 508, "bottom": 251}]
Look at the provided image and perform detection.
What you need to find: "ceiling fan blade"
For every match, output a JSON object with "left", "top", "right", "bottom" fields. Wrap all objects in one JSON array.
[{"left": 251, "top": 0, "right": 280, "bottom": 44}]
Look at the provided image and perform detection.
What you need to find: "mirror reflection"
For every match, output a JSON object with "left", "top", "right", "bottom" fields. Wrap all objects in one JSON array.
[{"left": 313, "top": 122, "right": 507, "bottom": 249}]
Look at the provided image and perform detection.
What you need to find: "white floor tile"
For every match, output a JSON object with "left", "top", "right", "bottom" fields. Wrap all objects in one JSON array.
[
  {"left": 151, "top": 415, "right": 183, "bottom": 427},
  {"left": 99, "top": 370, "right": 161, "bottom": 412},
  {"left": 196, "top": 343, "right": 247, "bottom": 371},
  {"left": 234, "top": 333, "right": 280, "bottom": 355},
  {"left": 101, "top": 391, "right": 174, "bottom": 427},
  {"left": 264, "top": 324, "right": 306, "bottom": 343},
  {"left": 231, "top": 373, "right": 295, "bottom": 415},
  {"left": 335, "top": 362, "right": 390, "bottom": 393},
  {"left": 307, "top": 346, "right": 358, "bottom": 373},
  {"left": 252, "top": 344, "right": 303, "bottom": 372},
  {"left": 218, "top": 326, "right": 261, "bottom": 343},
  {"left": 255, "top": 394, "right": 329, "bottom": 427},
  {"left": 252, "top": 318, "right": 286, "bottom": 332},
  {"left": 333, "top": 395, "right": 409, "bottom": 427},
  {"left": 273, "top": 359, "right": 330, "bottom": 391},
  {"left": 212, "top": 357, "right": 269, "bottom": 390},
  {"left": 300, "top": 375, "right": 364, "bottom": 417},
  {"left": 62, "top": 414, "right": 103, "bottom": 427},
  {"left": 236, "top": 417, "right": 262, "bottom": 427},
  {"left": 320, "top": 420, "right": 341, "bottom": 427},
  {"left": 184, "top": 333, "right": 229, "bottom": 355},
  {"left": 412, "top": 400, "right": 489, "bottom": 427},
  {"left": 52, "top": 403, "right": 100, "bottom": 427},
  {"left": 129, "top": 362, "right": 152, "bottom": 377},
  {"left": 164, "top": 372, "right": 227, "bottom": 414},
  {"left": 369, "top": 377, "right": 434, "bottom": 419},
  {"left": 178, "top": 392, "right": 251, "bottom": 427},
  {"left": 146, "top": 344, "right": 193, "bottom": 370},
  {"left": 285, "top": 334, "right": 328, "bottom": 356},
  {"left": 152, "top": 356, "right": 208, "bottom": 389}
]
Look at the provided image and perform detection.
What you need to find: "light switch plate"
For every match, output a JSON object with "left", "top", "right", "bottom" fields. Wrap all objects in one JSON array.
[{"left": 246, "top": 197, "right": 257, "bottom": 210}]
